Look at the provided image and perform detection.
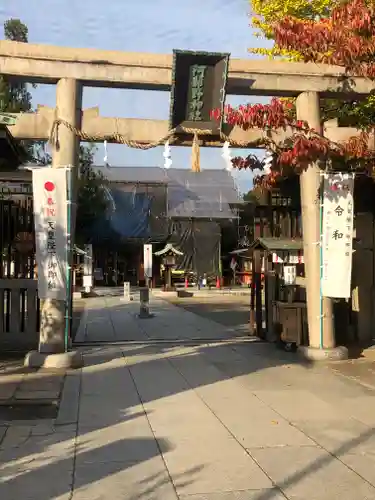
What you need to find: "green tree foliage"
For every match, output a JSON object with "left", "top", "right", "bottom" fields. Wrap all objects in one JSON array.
[
  {"left": 243, "top": 188, "right": 265, "bottom": 205},
  {"left": 0, "top": 18, "right": 34, "bottom": 164},
  {"left": 4, "top": 18, "right": 28, "bottom": 41},
  {"left": 38, "top": 144, "right": 109, "bottom": 244},
  {"left": 250, "top": 0, "right": 336, "bottom": 60},
  {"left": 76, "top": 145, "right": 109, "bottom": 243},
  {"left": 249, "top": 0, "right": 375, "bottom": 128},
  {"left": 0, "top": 19, "right": 32, "bottom": 113}
]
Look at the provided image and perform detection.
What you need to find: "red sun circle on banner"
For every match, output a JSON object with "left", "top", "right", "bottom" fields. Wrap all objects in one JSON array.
[{"left": 44, "top": 181, "right": 55, "bottom": 192}]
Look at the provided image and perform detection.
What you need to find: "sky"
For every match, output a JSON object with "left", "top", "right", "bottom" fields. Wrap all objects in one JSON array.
[{"left": 0, "top": 0, "right": 271, "bottom": 193}]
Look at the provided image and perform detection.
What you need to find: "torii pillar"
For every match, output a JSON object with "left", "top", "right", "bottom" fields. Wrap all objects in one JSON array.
[
  {"left": 25, "top": 78, "right": 83, "bottom": 369},
  {"left": 296, "top": 91, "right": 348, "bottom": 361}
]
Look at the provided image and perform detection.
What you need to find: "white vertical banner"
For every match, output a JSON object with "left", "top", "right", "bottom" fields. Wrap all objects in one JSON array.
[
  {"left": 32, "top": 168, "right": 68, "bottom": 300},
  {"left": 83, "top": 244, "right": 93, "bottom": 289},
  {"left": 83, "top": 244, "right": 93, "bottom": 276},
  {"left": 283, "top": 265, "right": 297, "bottom": 285},
  {"left": 143, "top": 244, "right": 153, "bottom": 278},
  {"left": 321, "top": 172, "right": 355, "bottom": 298}
]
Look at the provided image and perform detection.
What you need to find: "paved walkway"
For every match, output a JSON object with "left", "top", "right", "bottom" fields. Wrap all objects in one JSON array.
[
  {"left": 74, "top": 294, "right": 251, "bottom": 342},
  {"left": 2, "top": 296, "right": 375, "bottom": 499}
]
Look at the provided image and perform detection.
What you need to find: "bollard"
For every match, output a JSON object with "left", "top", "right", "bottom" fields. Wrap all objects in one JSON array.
[
  {"left": 83, "top": 275, "right": 93, "bottom": 294},
  {"left": 139, "top": 287, "right": 151, "bottom": 318},
  {"left": 123, "top": 281, "right": 130, "bottom": 301}
]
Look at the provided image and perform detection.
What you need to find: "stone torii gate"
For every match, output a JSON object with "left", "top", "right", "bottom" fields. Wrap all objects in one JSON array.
[{"left": 1, "top": 39, "right": 374, "bottom": 367}]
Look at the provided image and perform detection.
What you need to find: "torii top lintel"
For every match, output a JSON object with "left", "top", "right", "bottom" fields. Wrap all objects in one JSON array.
[{"left": 0, "top": 40, "right": 373, "bottom": 98}]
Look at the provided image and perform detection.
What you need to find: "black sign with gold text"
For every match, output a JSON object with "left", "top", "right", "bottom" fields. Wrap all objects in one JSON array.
[{"left": 169, "top": 50, "right": 230, "bottom": 136}]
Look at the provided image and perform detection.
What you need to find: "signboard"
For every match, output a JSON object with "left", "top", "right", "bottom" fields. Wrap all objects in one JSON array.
[
  {"left": 94, "top": 268, "right": 103, "bottom": 281},
  {"left": 283, "top": 265, "right": 297, "bottom": 285},
  {"left": 164, "top": 255, "right": 175, "bottom": 266},
  {"left": 169, "top": 50, "right": 230, "bottom": 135},
  {"left": 83, "top": 244, "right": 93, "bottom": 277},
  {"left": 144, "top": 244, "right": 153, "bottom": 278},
  {"left": 123, "top": 282, "right": 130, "bottom": 300},
  {"left": 321, "top": 172, "right": 355, "bottom": 298},
  {"left": 32, "top": 168, "right": 68, "bottom": 300},
  {"left": 272, "top": 251, "right": 304, "bottom": 264},
  {"left": 83, "top": 275, "right": 93, "bottom": 288},
  {"left": 272, "top": 252, "right": 286, "bottom": 264},
  {"left": 0, "top": 182, "right": 32, "bottom": 198},
  {"left": 288, "top": 251, "right": 304, "bottom": 264}
]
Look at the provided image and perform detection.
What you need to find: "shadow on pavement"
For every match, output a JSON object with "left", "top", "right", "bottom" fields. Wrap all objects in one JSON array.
[
  {"left": 166, "top": 296, "right": 252, "bottom": 329},
  {"left": 252, "top": 425, "right": 375, "bottom": 500},
  {"left": 1, "top": 299, "right": 375, "bottom": 498},
  {"left": 0, "top": 434, "right": 201, "bottom": 499}
]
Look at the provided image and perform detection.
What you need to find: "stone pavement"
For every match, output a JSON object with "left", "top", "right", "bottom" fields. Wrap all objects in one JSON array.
[
  {"left": 0, "top": 358, "right": 66, "bottom": 404},
  {"left": 2, "top": 296, "right": 375, "bottom": 499},
  {"left": 74, "top": 294, "right": 251, "bottom": 342}
]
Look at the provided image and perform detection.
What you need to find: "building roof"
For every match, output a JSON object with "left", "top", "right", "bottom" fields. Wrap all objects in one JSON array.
[
  {"left": 229, "top": 248, "right": 250, "bottom": 257},
  {"left": 95, "top": 166, "right": 242, "bottom": 220},
  {"left": 6, "top": 164, "right": 242, "bottom": 241},
  {"left": 95, "top": 166, "right": 167, "bottom": 184},
  {"left": 249, "top": 238, "right": 303, "bottom": 252},
  {"left": 154, "top": 243, "right": 183, "bottom": 256}
]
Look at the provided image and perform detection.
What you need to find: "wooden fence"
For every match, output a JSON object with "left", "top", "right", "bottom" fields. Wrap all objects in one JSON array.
[{"left": 0, "top": 279, "right": 39, "bottom": 351}]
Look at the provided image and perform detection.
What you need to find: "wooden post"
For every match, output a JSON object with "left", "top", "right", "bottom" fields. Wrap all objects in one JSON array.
[
  {"left": 249, "top": 251, "right": 256, "bottom": 334},
  {"left": 255, "top": 250, "right": 263, "bottom": 337},
  {"left": 265, "top": 264, "right": 277, "bottom": 342}
]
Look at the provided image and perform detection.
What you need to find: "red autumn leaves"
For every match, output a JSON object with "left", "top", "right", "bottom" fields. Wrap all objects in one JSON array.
[
  {"left": 209, "top": 0, "right": 375, "bottom": 187},
  {"left": 216, "top": 99, "right": 306, "bottom": 130},
  {"left": 273, "top": 0, "right": 375, "bottom": 77},
  {"left": 212, "top": 96, "right": 375, "bottom": 188}
]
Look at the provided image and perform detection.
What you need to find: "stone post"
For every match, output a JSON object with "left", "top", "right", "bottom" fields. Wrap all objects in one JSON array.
[
  {"left": 123, "top": 281, "right": 130, "bottom": 301},
  {"left": 25, "top": 78, "right": 83, "bottom": 369},
  {"left": 296, "top": 92, "right": 347, "bottom": 360},
  {"left": 139, "top": 287, "right": 151, "bottom": 318},
  {"left": 165, "top": 266, "right": 172, "bottom": 290}
]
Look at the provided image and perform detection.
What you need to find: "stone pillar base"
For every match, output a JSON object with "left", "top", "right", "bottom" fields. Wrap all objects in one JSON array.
[
  {"left": 138, "top": 311, "right": 154, "bottom": 319},
  {"left": 24, "top": 350, "right": 84, "bottom": 369},
  {"left": 121, "top": 296, "right": 133, "bottom": 302},
  {"left": 298, "top": 345, "right": 348, "bottom": 361}
]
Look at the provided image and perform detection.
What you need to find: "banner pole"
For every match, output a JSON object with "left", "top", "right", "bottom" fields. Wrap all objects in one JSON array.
[
  {"left": 65, "top": 166, "right": 73, "bottom": 352},
  {"left": 319, "top": 173, "right": 324, "bottom": 349}
]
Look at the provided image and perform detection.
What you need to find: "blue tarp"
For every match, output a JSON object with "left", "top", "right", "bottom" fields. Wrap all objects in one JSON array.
[
  {"left": 93, "top": 167, "right": 241, "bottom": 220},
  {"left": 109, "top": 188, "right": 150, "bottom": 238},
  {"left": 91, "top": 167, "right": 241, "bottom": 242},
  {"left": 94, "top": 188, "right": 151, "bottom": 239}
]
